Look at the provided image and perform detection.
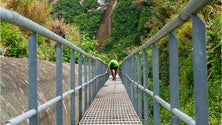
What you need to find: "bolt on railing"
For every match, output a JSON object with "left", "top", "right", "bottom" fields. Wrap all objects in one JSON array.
[
  {"left": 120, "top": 0, "right": 210, "bottom": 125},
  {"left": 1, "top": 8, "right": 109, "bottom": 125}
]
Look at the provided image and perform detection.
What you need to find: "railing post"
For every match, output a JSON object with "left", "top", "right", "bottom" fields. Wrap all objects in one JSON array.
[
  {"left": 88, "top": 59, "right": 92, "bottom": 106},
  {"left": 123, "top": 61, "right": 128, "bottom": 93},
  {"left": 130, "top": 57, "right": 133, "bottom": 101},
  {"left": 56, "top": 43, "right": 63, "bottom": 125},
  {"left": 137, "top": 54, "right": 142, "bottom": 120},
  {"left": 126, "top": 59, "right": 131, "bottom": 95},
  {"left": 78, "top": 54, "right": 83, "bottom": 121},
  {"left": 84, "top": 57, "right": 87, "bottom": 112},
  {"left": 92, "top": 59, "right": 96, "bottom": 99},
  {"left": 28, "top": 32, "right": 38, "bottom": 125},
  {"left": 152, "top": 44, "right": 160, "bottom": 125},
  {"left": 98, "top": 61, "right": 101, "bottom": 89},
  {"left": 99, "top": 61, "right": 102, "bottom": 88},
  {"left": 169, "top": 32, "right": 179, "bottom": 125},
  {"left": 95, "top": 60, "right": 98, "bottom": 94},
  {"left": 192, "top": 14, "right": 208, "bottom": 125},
  {"left": 133, "top": 56, "right": 137, "bottom": 111},
  {"left": 127, "top": 60, "right": 130, "bottom": 93},
  {"left": 143, "top": 49, "right": 149, "bottom": 125},
  {"left": 97, "top": 60, "right": 99, "bottom": 92},
  {"left": 70, "top": 50, "right": 75, "bottom": 125}
]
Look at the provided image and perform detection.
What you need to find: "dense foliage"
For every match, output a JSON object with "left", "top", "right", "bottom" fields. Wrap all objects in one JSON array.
[
  {"left": 51, "top": 0, "right": 104, "bottom": 39},
  {"left": 103, "top": 0, "right": 141, "bottom": 61},
  {"left": 0, "top": 23, "right": 28, "bottom": 58},
  {"left": 0, "top": 0, "right": 105, "bottom": 62}
]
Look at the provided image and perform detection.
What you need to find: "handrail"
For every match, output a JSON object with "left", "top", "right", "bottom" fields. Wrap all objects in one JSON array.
[
  {"left": 5, "top": 73, "right": 107, "bottom": 125},
  {"left": 1, "top": 7, "right": 109, "bottom": 125},
  {"left": 120, "top": 0, "right": 210, "bottom": 125},
  {"left": 125, "top": 0, "right": 210, "bottom": 59},
  {"left": 122, "top": 73, "right": 196, "bottom": 125},
  {"left": 0, "top": 8, "right": 103, "bottom": 62}
]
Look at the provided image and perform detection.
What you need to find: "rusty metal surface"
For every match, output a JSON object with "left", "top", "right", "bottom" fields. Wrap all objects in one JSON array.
[{"left": 79, "top": 77, "right": 142, "bottom": 125}]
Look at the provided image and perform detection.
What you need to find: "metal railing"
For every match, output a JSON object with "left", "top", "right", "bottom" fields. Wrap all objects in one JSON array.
[
  {"left": 120, "top": 0, "right": 210, "bottom": 125},
  {"left": 1, "top": 8, "right": 108, "bottom": 125}
]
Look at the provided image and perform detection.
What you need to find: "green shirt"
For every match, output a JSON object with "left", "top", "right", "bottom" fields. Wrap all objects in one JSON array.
[{"left": 108, "top": 60, "right": 119, "bottom": 68}]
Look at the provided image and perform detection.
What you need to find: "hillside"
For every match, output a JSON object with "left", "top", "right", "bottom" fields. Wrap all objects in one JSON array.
[{"left": 95, "top": 0, "right": 118, "bottom": 53}]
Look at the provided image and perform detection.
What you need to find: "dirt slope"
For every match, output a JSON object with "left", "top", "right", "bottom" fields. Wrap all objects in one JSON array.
[{"left": 95, "top": 0, "right": 118, "bottom": 53}]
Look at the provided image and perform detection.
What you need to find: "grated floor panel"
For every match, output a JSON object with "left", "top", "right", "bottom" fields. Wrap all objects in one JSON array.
[{"left": 79, "top": 77, "right": 142, "bottom": 125}]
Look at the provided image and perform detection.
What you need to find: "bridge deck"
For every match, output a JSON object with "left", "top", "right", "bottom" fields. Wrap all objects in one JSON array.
[{"left": 79, "top": 76, "right": 142, "bottom": 125}]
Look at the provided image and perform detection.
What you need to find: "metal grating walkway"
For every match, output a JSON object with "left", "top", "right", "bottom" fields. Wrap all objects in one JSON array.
[{"left": 79, "top": 76, "right": 142, "bottom": 125}]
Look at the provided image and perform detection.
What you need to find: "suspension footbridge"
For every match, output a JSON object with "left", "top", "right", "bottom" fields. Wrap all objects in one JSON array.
[{"left": 1, "top": 0, "right": 211, "bottom": 124}]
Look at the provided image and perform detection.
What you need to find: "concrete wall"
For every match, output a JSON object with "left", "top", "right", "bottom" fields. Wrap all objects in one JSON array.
[{"left": 0, "top": 57, "right": 87, "bottom": 125}]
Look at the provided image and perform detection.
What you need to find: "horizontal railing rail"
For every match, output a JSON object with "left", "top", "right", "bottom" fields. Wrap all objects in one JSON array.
[
  {"left": 0, "top": 8, "right": 97, "bottom": 60},
  {"left": 5, "top": 73, "right": 108, "bottom": 125},
  {"left": 120, "top": 0, "right": 210, "bottom": 125},
  {"left": 122, "top": 74, "right": 196, "bottom": 125},
  {"left": 1, "top": 8, "right": 109, "bottom": 125}
]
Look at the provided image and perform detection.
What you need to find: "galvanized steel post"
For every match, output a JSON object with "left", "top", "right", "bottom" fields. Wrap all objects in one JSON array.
[
  {"left": 98, "top": 61, "right": 101, "bottom": 89},
  {"left": 88, "top": 59, "right": 92, "bottom": 106},
  {"left": 130, "top": 57, "right": 133, "bottom": 101},
  {"left": 123, "top": 61, "right": 127, "bottom": 93},
  {"left": 28, "top": 33, "right": 38, "bottom": 125},
  {"left": 126, "top": 59, "right": 131, "bottom": 95},
  {"left": 133, "top": 56, "right": 137, "bottom": 111},
  {"left": 92, "top": 59, "right": 96, "bottom": 99},
  {"left": 192, "top": 14, "right": 208, "bottom": 125},
  {"left": 137, "top": 54, "right": 142, "bottom": 120},
  {"left": 100, "top": 62, "right": 103, "bottom": 88},
  {"left": 95, "top": 60, "right": 98, "bottom": 93},
  {"left": 84, "top": 57, "right": 87, "bottom": 112},
  {"left": 169, "top": 32, "right": 179, "bottom": 125},
  {"left": 124, "top": 59, "right": 130, "bottom": 98},
  {"left": 152, "top": 44, "right": 160, "bottom": 125},
  {"left": 78, "top": 54, "right": 83, "bottom": 121},
  {"left": 143, "top": 49, "right": 149, "bottom": 125},
  {"left": 56, "top": 43, "right": 63, "bottom": 125},
  {"left": 70, "top": 50, "right": 76, "bottom": 125}
]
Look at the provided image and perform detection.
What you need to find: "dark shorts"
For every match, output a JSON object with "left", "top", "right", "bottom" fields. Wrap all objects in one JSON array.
[{"left": 110, "top": 67, "right": 118, "bottom": 70}]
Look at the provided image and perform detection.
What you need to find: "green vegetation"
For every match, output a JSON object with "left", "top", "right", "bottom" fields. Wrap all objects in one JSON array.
[
  {"left": 0, "top": 23, "right": 28, "bottom": 58},
  {"left": 52, "top": 0, "right": 104, "bottom": 39},
  {"left": 103, "top": 0, "right": 141, "bottom": 61},
  {"left": 0, "top": 0, "right": 105, "bottom": 61},
  {"left": 0, "top": 0, "right": 221, "bottom": 124}
]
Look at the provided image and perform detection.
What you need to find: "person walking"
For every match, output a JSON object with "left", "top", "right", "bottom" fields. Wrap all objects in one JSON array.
[{"left": 106, "top": 59, "right": 119, "bottom": 80}]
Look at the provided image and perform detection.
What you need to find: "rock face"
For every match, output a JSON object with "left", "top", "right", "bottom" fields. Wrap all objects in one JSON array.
[{"left": 0, "top": 57, "right": 81, "bottom": 125}]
